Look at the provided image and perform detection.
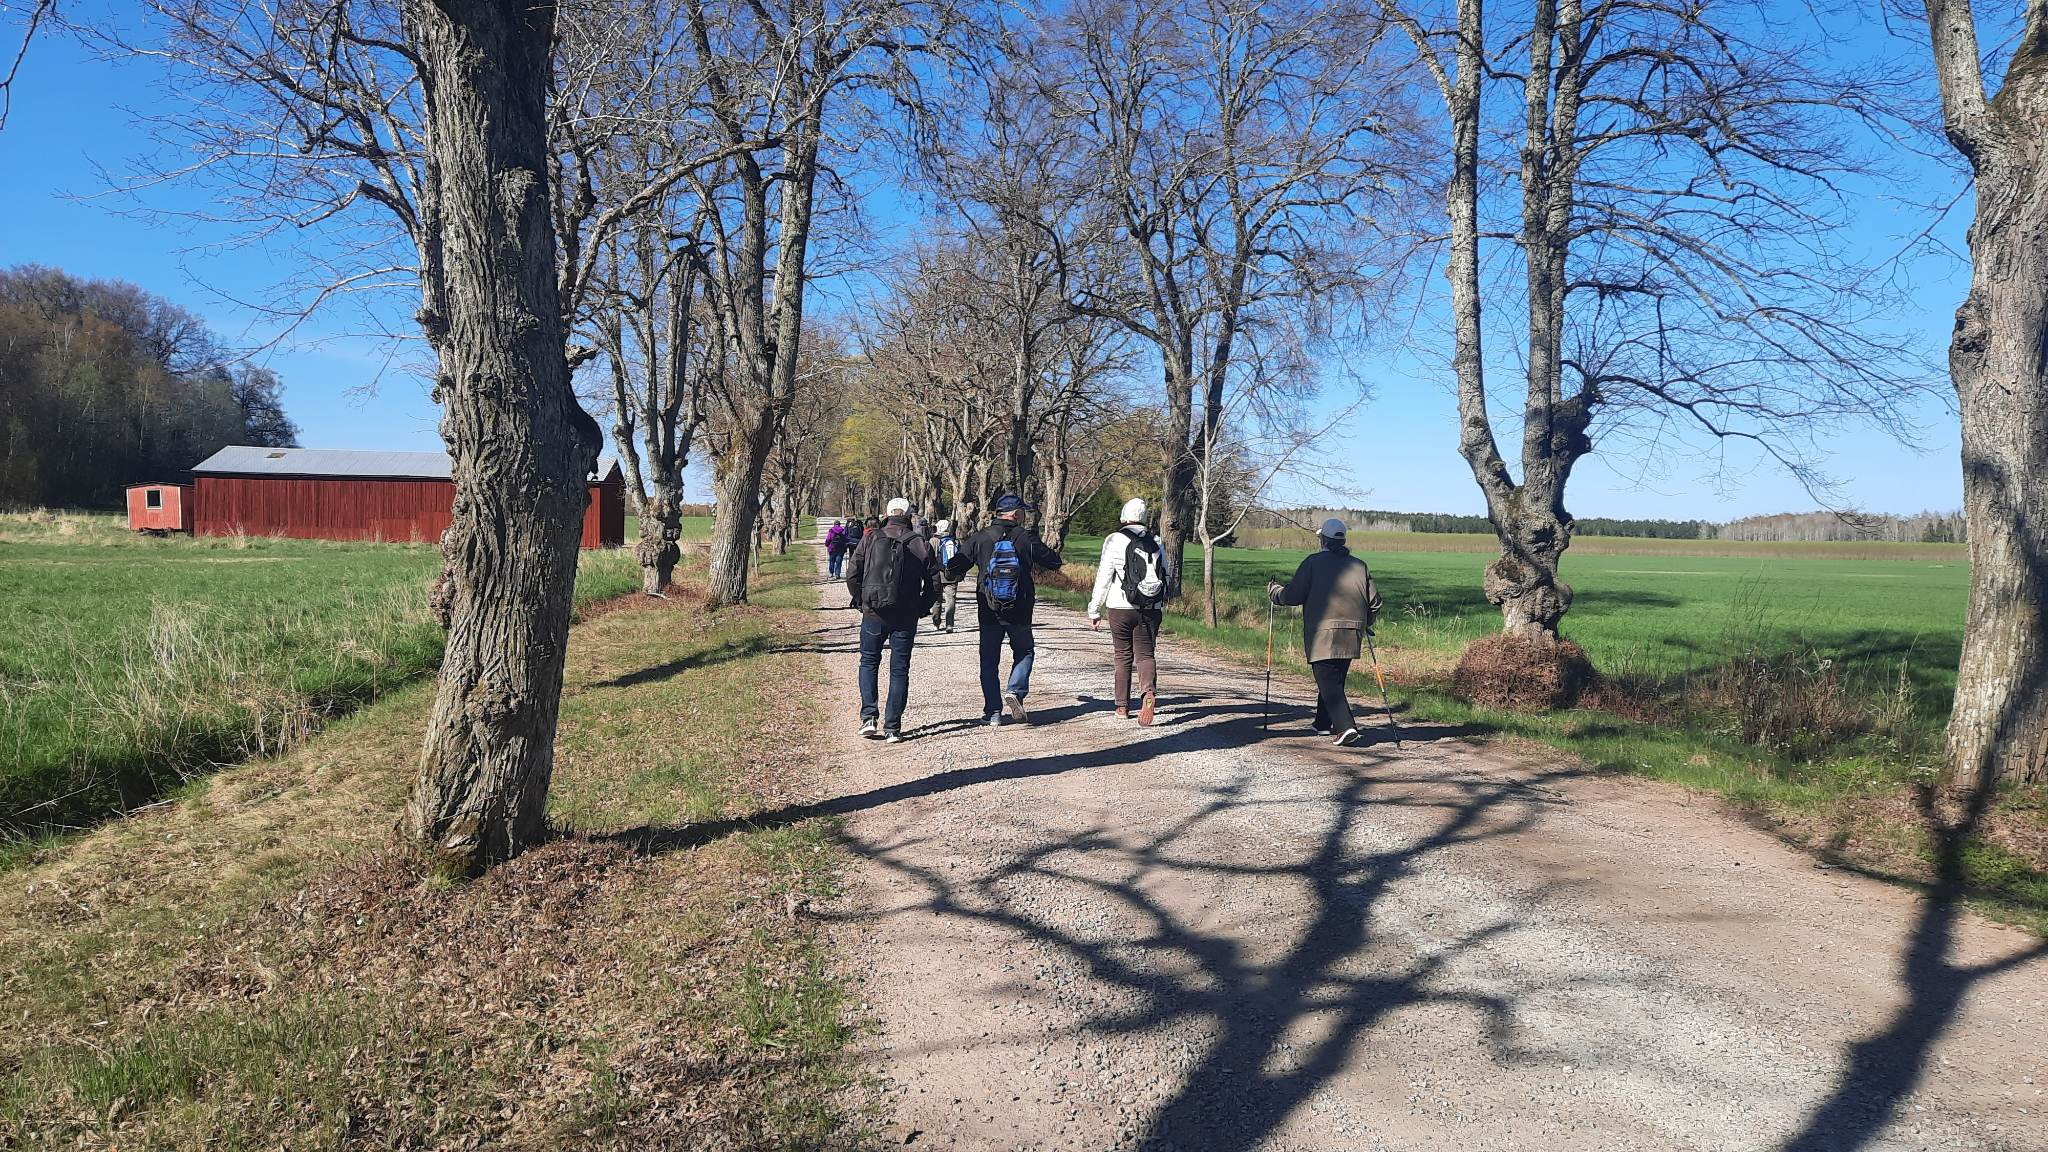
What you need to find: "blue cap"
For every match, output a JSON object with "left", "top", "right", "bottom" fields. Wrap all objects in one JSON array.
[{"left": 992, "top": 493, "right": 1035, "bottom": 513}]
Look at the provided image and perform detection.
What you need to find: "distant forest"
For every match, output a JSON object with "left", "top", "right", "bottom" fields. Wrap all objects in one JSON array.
[
  {"left": 0, "top": 266, "right": 299, "bottom": 510},
  {"left": 1249, "top": 506, "right": 1966, "bottom": 544}
]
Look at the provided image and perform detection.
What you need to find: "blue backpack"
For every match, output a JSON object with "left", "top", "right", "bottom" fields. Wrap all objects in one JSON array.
[{"left": 983, "top": 530, "right": 1024, "bottom": 613}]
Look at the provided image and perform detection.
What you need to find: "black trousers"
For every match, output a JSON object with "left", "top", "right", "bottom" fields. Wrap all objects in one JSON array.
[{"left": 1310, "top": 658, "right": 1355, "bottom": 734}]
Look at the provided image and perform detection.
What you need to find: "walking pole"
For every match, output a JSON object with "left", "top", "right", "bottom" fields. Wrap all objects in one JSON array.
[
  {"left": 1263, "top": 589, "right": 1275, "bottom": 732},
  {"left": 1363, "top": 628, "right": 1402, "bottom": 748}
]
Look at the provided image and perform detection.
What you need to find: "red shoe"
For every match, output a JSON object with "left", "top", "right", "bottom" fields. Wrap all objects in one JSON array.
[{"left": 1138, "top": 692, "right": 1156, "bottom": 726}]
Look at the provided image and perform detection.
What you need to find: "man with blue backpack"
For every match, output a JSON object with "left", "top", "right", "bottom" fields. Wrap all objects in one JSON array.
[{"left": 946, "top": 492, "right": 1063, "bottom": 726}]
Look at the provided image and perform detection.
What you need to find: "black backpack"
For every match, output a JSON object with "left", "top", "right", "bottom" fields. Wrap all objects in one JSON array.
[
  {"left": 1120, "top": 529, "right": 1166, "bottom": 608},
  {"left": 861, "top": 531, "right": 910, "bottom": 613}
]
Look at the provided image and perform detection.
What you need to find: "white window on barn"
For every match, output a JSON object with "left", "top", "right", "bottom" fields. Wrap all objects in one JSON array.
[{"left": 146, "top": 489, "right": 163, "bottom": 509}]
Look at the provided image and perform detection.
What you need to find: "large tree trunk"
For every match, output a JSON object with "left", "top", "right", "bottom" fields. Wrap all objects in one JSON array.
[
  {"left": 707, "top": 409, "right": 775, "bottom": 606},
  {"left": 403, "top": 0, "right": 597, "bottom": 875},
  {"left": 1921, "top": 0, "right": 2048, "bottom": 793},
  {"left": 1940, "top": 125, "right": 2048, "bottom": 792},
  {"left": 1483, "top": 497, "right": 1575, "bottom": 640},
  {"left": 1157, "top": 362, "right": 1197, "bottom": 598},
  {"left": 635, "top": 486, "right": 682, "bottom": 596}
]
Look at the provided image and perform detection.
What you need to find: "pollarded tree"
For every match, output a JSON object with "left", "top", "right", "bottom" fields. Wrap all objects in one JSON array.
[
  {"left": 1916, "top": 0, "right": 2048, "bottom": 791},
  {"left": 1376, "top": 0, "right": 1933, "bottom": 644}
]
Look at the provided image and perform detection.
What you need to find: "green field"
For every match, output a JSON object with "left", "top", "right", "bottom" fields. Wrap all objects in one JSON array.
[
  {"left": 1051, "top": 533, "right": 1969, "bottom": 759},
  {"left": 0, "top": 512, "right": 641, "bottom": 836}
]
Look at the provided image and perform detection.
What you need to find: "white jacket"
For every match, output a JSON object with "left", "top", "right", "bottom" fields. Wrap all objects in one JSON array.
[{"left": 1088, "top": 526, "right": 1157, "bottom": 618}]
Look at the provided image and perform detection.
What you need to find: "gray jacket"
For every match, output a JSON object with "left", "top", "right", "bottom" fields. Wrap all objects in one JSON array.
[{"left": 1270, "top": 544, "right": 1382, "bottom": 662}]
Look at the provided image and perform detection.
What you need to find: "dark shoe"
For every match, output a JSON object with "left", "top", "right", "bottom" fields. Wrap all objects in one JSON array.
[
  {"left": 1138, "top": 692, "right": 1156, "bottom": 727},
  {"left": 1335, "top": 728, "right": 1361, "bottom": 746},
  {"left": 884, "top": 730, "right": 904, "bottom": 744}
]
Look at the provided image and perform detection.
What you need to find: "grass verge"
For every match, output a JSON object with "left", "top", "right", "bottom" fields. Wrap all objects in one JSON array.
[{"left": 0, "top": 546, "right": 857, "bottom": 1148}]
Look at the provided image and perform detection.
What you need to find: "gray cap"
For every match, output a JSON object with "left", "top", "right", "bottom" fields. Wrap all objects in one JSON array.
[{"left": 1319, "top": 517, "right": 1347, "bottom": 539}]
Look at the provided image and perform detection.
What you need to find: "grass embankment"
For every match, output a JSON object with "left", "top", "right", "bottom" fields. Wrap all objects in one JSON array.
[
  {"left": 1047, "top": 533, "right": 2047, "bottom": 930},
  {"left": 0, "top": 511, "right": 648, "bottom": 839},
  {"left": 0, "top": 547, "right": 856, "bottom": 1149}
]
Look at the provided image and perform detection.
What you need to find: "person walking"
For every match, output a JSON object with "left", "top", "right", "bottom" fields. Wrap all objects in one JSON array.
[
  {"left": 1087, "top": 498, "right": 1168, "bottom": 725},
  {"left": 947, "top": 492, "right": 1063, "bottom": 726},
  {"left": 824, "top": 519, "right": 849, "bottom": 579},
  {"left": 1269, "top": 518, "right": 1383, "bottom": 746},
  {"left": 931, "top": 518, "right": 963, "bottom": 633},
  {"left": 844, "top": 498, "right": 941, "bottom": 743}
]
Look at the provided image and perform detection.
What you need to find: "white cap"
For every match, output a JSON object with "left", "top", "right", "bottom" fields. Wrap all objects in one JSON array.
[
  {"left": 935, "top": 519, "right": 951, "bottom": 534},
  {"left": 1319, "top": 517, "right": 1347, "bottom": 539},
  {"left": 886, "top": 497, "right": 911, "bottom": 516},
  {"left": 1120, "top": 497, "right": 1147, "bottom": 524}
]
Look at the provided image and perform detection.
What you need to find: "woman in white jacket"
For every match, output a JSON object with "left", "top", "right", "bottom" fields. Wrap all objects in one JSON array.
[{"left": 1088, "top": 498, "right": 1168, "bottom": 724}]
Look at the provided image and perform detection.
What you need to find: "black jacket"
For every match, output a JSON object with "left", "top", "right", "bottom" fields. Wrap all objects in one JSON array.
[
  {"left": 846, "top": 515, "right": 941, "bottom": 627},
  {"left": 946, "top": 518, "right": 1063, "bottom": 620}
]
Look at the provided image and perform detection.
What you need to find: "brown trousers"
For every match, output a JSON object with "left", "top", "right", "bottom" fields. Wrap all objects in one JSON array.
[{"left": 1106, "top": 607, "right": 1162, "bottom": 707}]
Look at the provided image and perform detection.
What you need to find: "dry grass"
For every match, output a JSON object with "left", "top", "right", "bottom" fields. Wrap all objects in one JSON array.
[{"left": 0, "top": 549, "right": 856, "bottom": 1149}]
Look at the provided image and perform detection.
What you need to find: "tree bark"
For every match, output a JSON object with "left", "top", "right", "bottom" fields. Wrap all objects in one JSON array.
[
  {"left": 707, "top": 408, "right": 775, "bottom": 604},
  {"left": 1924, "top": 0, "right": 2048, "bottom": 792},
  {"left": 402, "top": 0, "right": 598, "bottom": 874}
]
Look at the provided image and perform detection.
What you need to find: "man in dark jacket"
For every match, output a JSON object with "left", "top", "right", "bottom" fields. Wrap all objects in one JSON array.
[
  {"left": 1269, "top": 518, "right": 1383, "bottom": 745},
  {"left": 946, "top": 492, "right": 1063, "bottom": 725},
  {"left": 845, "top": 498, "right": 942, "bottom": 741}
]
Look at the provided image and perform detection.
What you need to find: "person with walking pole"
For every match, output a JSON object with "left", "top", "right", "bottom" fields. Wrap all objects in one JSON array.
[{"left": 1268, "top": 518, "right": 1384, "bottom": 745}]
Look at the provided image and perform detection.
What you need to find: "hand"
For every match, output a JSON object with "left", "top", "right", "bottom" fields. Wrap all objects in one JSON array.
[{"left": 1090, "top": 617, "right": 1102, "bottom": 630}]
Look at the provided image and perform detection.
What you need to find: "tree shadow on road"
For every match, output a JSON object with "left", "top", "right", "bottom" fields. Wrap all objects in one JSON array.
[{"left": 603, "top": 688, "right": 1609, "bottom": 1148}]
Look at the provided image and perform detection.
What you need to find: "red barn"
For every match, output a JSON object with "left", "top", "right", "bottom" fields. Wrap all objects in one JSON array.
[
  {"left": 184, "top": 446, "right": 624, "bottom": 549},
  {"left": 124, "top": 482, "right": 193, "bottom": 534}
]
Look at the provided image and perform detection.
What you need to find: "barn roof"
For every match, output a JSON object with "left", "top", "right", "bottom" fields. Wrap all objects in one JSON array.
[{"left": 191, "top": 446, "right": 620, "bottom": 482}]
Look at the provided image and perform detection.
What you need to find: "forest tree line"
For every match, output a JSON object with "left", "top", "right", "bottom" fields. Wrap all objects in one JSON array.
[
  {"left": 1241, "top": 507, "right": 1967, "bottom": 543},
  {"left": 0, "top": 265, "right": 297, "bottom": 510}
]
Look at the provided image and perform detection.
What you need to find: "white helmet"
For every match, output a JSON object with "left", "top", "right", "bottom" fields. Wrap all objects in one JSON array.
[
  {"left": 885, "top": 497, "right": 911, "bottom": 516},
  {"left": 1120, "top": 497, "right": 1148, "bottom": 524},
  {"left": 935, "top": 519, "right": 951, "bottom": 535}
]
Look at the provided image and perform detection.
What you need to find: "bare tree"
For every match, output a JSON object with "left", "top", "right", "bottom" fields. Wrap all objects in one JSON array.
[
  {"left": 1916, "top": 0, "right": 2048, "bottom": 791},
  {"left": 76, "top": 0, "right": 735, "bottom": 870},
  {"left": 685, "top": 0, "right": 941, "bottom": 608},
  {"left": 1039, "top": 0, "right": 1406, "bottom": 595},
  {"left": 1377, "top": 0, "right": 1932, "bottom": 644}
]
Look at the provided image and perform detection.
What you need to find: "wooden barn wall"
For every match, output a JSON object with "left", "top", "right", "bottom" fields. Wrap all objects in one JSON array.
[{"left": 196, "top": 476, "right": 621, "bottom": 549}]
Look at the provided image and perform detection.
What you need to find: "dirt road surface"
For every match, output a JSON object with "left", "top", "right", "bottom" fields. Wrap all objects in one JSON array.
[{"left": 803, "top": 548, "right": 2048, "bottom": 1151}]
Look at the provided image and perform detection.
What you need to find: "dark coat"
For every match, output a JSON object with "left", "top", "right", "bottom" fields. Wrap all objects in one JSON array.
[
  {"left": 1271, "top": 543, "right": 1382, "bottom": 662},
  {"left": 846, "top": 516, "right": 941, "bottom": 627},
  {"left": 946, "top": 518, "right": 1063, "bottom": 621}
]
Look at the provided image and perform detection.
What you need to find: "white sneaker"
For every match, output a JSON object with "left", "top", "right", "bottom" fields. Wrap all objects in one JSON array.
[
  {"left": 1312, "top": 724, "right": 1332, "bottom": 737},
  {"left": 1335, "top": 728, "right": 1361, "bottom": 746},
  {"left": 884, "top": 730, "right": 904, "bottom": 744},
  {"left": 860, "top": 718, "right": 878, "bottom": 738},
  {"left": 986, "top": 712, "right": 1004, "bottom": 727},
  {"left": 1004, "top": 691, "right": 1029, "bottom": 724}
]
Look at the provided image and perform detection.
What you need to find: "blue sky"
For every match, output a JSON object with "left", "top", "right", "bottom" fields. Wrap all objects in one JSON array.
[{"left": 1, "top": 7, "right": 1971, "bottom": 521}]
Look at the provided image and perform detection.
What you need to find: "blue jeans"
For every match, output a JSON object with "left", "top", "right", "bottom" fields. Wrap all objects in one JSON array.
[
  {"left": 859, "top": 615, "right": 917, "bottom": 731},
  {"left": 976, "top": 602, "right": 1035, "bottom": 717},
  {"left": 828, "top": 550, "right": 845, "bottom": 578}
]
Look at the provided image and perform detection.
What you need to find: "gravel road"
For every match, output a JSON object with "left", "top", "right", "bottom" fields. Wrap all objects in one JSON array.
[{"left": 806, "top": 551, "right": 2048, "bottom": 1152}]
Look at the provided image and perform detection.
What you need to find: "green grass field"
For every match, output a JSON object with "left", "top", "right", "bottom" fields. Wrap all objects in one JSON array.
[{"left": 0, "top": 512, "right": 641, "bottom": 836}]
